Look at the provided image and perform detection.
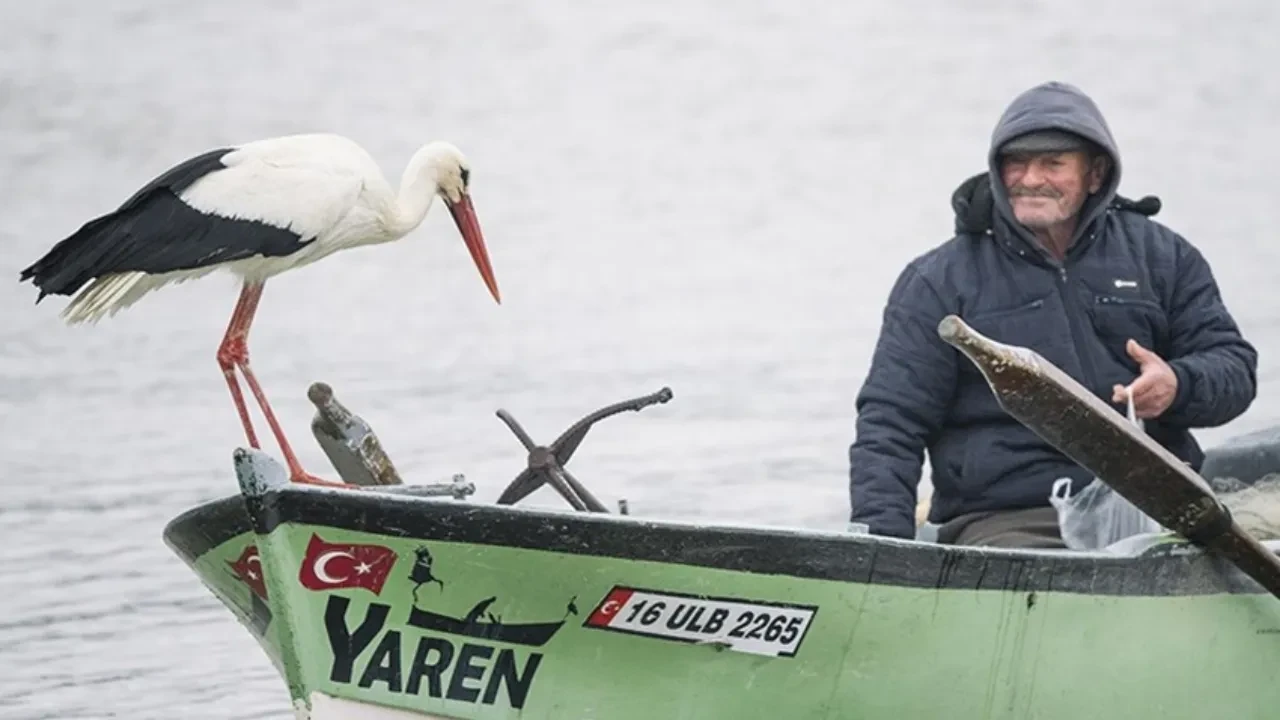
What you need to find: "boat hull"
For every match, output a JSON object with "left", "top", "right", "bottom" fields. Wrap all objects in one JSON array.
[{"left": 164, "top": 450, "right": 1280, "bottom": 720}]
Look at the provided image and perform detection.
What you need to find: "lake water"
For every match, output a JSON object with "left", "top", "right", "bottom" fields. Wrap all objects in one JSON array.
[{"left": 2, "top": 1, "right": 1279, "bottom": 717}]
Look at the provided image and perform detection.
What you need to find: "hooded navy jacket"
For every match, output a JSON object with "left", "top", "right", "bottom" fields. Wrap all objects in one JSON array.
[{"left": 848, "top": 82, "right": 1258, "bottom": 540}]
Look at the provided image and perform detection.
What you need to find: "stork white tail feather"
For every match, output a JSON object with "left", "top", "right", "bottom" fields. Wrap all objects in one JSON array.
[{"left": 62, "top": 267, "right": 220, "bottom": 324}]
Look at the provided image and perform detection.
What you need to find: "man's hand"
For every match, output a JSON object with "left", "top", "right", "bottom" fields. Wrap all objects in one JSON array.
[{"left": 1111, "top": 339, "right": 1179, "bottom": 419}]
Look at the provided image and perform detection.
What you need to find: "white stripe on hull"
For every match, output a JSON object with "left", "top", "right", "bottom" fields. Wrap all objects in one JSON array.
[{"left": 294, "top": 693, "right": 457, "bottom": 720}]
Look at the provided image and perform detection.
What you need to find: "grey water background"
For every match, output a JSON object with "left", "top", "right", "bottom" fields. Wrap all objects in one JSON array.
[{"left": 1, "top": 1, "right": 1279, "bottom": 717}]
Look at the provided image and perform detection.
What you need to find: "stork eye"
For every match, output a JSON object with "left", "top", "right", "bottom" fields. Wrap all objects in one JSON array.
[{"left": 460, "top": 167, "right": 471, "bottom": 187}]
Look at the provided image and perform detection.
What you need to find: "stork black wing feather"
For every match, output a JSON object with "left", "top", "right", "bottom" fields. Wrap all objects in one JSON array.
[{"left": 19, "top": 147, "right": 313, "bottom": 300}]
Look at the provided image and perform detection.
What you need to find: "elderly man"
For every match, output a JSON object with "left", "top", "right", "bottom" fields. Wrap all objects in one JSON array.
[{"left": 848, "top": 81, "right": 1258, "bottom": 548}]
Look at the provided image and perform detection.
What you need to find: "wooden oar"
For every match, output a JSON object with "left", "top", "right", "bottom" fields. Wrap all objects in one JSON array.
[{"left": 937, "top": 314, "right": 1280, "bottom": 599}]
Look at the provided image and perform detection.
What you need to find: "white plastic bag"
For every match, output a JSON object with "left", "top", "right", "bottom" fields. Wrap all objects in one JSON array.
[{"left": 1048, "top": 388, "right": 1166, "bottom": 550}]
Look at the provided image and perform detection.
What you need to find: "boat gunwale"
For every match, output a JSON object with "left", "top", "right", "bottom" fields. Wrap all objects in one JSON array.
[{"left": 163, "top": 483, "right": 1277, "bottom": 599}]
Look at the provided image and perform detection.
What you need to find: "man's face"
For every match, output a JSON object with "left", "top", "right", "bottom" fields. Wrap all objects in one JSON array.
[{"left": 999, "top": 150, "right": 1107, "bottom": 230}]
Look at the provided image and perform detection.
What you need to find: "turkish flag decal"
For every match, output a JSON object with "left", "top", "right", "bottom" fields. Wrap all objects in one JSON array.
[
  {"left": 586, "top": 587, "right": 634, "bottom": 627},
  {"left": 228, "top": 544, "right": 268, "bottom": 600},
  {"left": 297, "top": 533, "right": 398, "bottom": 595}
]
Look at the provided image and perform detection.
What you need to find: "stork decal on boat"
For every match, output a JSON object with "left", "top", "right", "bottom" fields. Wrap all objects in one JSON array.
[{"left": 405, "top": 543, "right": 577, "bottom": 648}]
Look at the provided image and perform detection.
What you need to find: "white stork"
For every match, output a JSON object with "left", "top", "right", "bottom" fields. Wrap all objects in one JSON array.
[{"left": 19, "top": 133, "right": 502, "bottom": 487}]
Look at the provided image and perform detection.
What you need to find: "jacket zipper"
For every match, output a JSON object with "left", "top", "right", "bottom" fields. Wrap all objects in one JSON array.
[{"left": 1055, "top": 263, "right": 1099, "bottom": 389}]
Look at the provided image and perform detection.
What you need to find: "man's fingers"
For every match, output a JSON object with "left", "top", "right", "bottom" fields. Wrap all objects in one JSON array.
[
  {"left": 1127, "top": 339, "right": 1161, "bottom": 366},
  {"left": 1112, "top": 383, "right": 1128, "bottom": 404},
  {"left": 1127, "top": 370, "right": 1157, "bottom": 399},
  {"left": 1129, "top": 378, "right": 1174, "bottom": 419}
]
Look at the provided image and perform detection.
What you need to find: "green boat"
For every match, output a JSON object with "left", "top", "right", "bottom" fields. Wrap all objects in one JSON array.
[{"left": 163, "top": 325, "right": 1280, "bottom": 720}]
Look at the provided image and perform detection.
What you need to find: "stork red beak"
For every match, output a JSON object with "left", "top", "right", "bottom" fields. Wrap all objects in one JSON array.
[{"left": 446, "top": 194, "right": 501, "bottom": 304}]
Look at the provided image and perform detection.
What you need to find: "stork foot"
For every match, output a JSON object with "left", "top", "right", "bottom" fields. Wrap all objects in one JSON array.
[{"left": 290, "top": 469, "right": 355, "bottom": 488}]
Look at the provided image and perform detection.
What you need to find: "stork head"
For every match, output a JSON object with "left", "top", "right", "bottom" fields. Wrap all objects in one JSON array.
[{"left": 419, "top": 141, "right": 501, "bottom": 304}]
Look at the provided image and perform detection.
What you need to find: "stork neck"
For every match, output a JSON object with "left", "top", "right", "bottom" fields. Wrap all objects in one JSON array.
[{"left": 388, "top": 161, "right": 439, "bottom": 236}]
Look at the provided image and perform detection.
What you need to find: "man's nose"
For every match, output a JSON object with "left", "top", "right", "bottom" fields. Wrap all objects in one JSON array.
[{"left": 1019, "top": 164, "right": 1047, "bottom": 187}]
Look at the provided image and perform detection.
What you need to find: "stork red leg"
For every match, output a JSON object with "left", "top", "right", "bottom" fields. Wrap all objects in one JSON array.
[
  {"left": 220, "top": 281, "right": 349, "bottom": 488},
  {"left": 217, "top": 283, "right": 262, "bottom": 450}
]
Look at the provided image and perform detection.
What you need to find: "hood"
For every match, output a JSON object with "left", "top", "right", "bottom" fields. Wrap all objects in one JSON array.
[{"left": 982, "top": 81, "right": 1124, "bottom": 252}]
